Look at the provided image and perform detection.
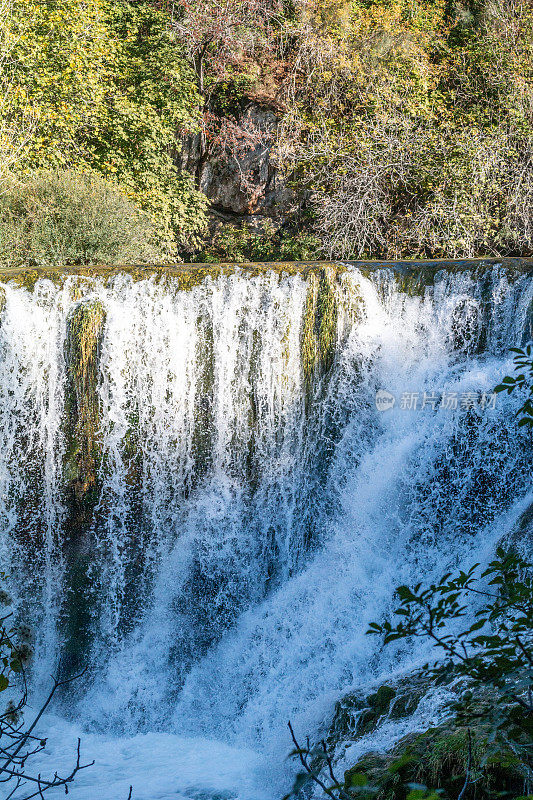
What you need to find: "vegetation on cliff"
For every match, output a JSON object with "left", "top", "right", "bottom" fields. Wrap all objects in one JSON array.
[
  {"left": 1, "top": 0, "right": 533, "bottom": 264},
  {"left": 0, "top": 0, "right": 207, "bottom": 259}
]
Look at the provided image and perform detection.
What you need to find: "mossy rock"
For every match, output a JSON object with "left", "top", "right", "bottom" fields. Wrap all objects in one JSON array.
[
  {"left": 344, "top": 723, "right": 529, "bottom": 800},
  {"left": 0, "top": 261, "right": 347, "bottom": 292},
  {"left": 301, "top": 267, "right": 339, "bottom": 393},
  {"left": 328, "top": 672, "right": 433, "bottom": 747},
  {"left": 345, "top": 752, "right": 391, "bottom": 792},
  {"left": 0, "top": 257, "right": 531, "bottom": 293},
  {"left": 355, "top": 686, "right": 396, "bottom": 737},
  {"left": 503, "top": 500, "right": 533, "bottom": 553},
  {"left": 63, "top": 299, "right": 107, "bottom": 522}
]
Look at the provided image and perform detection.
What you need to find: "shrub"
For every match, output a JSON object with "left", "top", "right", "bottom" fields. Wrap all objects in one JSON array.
[
  {"left": 195, "top": 220, "right": 322, "bottom": 263},
  {"left": 5, "top": 0, "right": 207, "bottom": 256},
  {"left": 0, "top": 169, "right": 169, "bottom": 267}
]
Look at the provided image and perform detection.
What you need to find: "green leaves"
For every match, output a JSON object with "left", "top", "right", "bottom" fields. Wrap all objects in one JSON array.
[
  {"left": 0, "top": 169, "right": 173, "bottom": 266},
  {"left": 4, "top": 0, "right": 207, "bottom": 257},
  {"left": 495, "top": 344, "right": 533, "bottom": 428},
  {"left": 368, "top": 546, "right": 532, "bottom": 779}
]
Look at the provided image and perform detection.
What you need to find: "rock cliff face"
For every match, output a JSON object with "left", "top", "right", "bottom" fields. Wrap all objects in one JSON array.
[{"left": 176, "top": 99, "right": 293, "bottom": 237}]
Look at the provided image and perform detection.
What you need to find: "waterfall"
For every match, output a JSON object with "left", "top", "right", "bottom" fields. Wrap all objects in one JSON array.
[{"left": 0, "top": 264, "right": 531, "bottom": 799}]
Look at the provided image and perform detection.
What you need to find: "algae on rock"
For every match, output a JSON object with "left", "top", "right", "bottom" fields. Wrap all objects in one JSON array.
[
  {"left": 344, "top": 722, "right": 530, "bottom": 800},
  {"left": 327, "top": 672, "right": 434, "bottom": 750},
  {"left": 328, "top": 674, "right": 532, "bottom": 800},
  {"left": 64, "top": 299, "right": 106, "bottom": 518},
  {"left": 301, "top": 267, "right": 339, "bottom": 392}
]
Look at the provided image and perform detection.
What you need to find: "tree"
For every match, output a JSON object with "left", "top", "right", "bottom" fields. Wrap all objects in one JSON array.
[
  {"left": 173, "top": 0, "right": 277, "bottom": 95},
  {"left": 275, "top": 0, "right": 533, "bottom": 260},
  {"left": 172, "top": 0, "right": 281, "bottom": 185},
  {"left": 4, "top": 0, "right": 207, "bottom": 256},
  {"left": 0, "top": 0, "right": 34, "bottom": 189},
  {"left": 86, "top": 0, "right": 207, "bottom": 254}
]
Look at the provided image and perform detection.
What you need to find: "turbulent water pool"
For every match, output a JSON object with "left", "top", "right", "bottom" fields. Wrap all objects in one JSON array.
[{"left": 0, "top": 262, "right": 531, "bottom": 799}]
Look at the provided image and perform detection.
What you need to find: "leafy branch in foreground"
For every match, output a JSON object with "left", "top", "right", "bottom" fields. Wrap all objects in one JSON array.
[
  {"left": 0, "top": 578, "right": 108, "bottom": 798},
  {"left": 0, "top": 612, "right": 94, "bottom": 799},
  {"left": 495, "top": 344, "right": 533, "bottom": 427},
  {"left": 368, "top": 547, "right": 533, "bottom": 784}
]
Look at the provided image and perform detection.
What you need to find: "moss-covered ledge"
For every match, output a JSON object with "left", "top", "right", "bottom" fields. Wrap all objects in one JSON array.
[
  {"left": 328, "top": 674, "right": 532, "bottom": 800},
  {"left": 0, "top": 262, "right": 343, "bottom": 291},
  {"left": 344, "top": 723, "right": 529, "bottom": 800},
  {"left": 0, "top": 257, "right": 531, "bottom": 292}
]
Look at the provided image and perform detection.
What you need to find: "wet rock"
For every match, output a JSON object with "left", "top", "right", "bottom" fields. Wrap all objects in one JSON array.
[
  {"left": 330, "top": 674, "right": 531, "bottom": 800},
  {"left": 64, "top": 299, "right": 106, "bottom": 521},
  {"left": 328, "top": 672, "right": 433, "bottom": 748},
  {"left": 344, "top": 723, "right": 528, "bottom": 800}
]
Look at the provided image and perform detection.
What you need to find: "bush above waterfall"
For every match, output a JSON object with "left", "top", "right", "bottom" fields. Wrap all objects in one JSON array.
[
  {"left": 0, "top": 170, "right": 170, "bottom": 266},
  {"left": 2, "top": 0, "right": 207, "bottom": 254}
]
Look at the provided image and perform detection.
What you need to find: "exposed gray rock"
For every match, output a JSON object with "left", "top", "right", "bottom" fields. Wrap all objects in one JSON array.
[{"left": 176, "top": 101, "right": 293, "bottom": 221}]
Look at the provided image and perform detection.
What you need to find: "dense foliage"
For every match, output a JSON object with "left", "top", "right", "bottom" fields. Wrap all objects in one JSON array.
[
  {"left": 275, "top": 0, "right": 533, "bottom": 260},
  {"left": 2, "top": 0, "right": 533, "bottom": 262},
  {"left": 190, "top": 0, "right": 533, "bottom": 261},
  {"left": 0, "top": 169, "right": 166, "bottom": 267},
  {"left": 1, "top": 0, "right": 207, "bottom": 259}
]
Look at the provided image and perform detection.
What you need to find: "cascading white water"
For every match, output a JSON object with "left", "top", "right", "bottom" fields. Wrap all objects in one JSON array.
[{"left": 0, "top": 264, "right": 531, "bottom": 800}]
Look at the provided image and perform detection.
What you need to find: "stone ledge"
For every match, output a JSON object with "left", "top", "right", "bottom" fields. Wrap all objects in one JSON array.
[{"left": 0, "top": 258, "right": 531, "bottom": 291}]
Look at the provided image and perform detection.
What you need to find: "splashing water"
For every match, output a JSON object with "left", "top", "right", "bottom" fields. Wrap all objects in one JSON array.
[{"left": 0, "top": 265, "right": 531, "bottom": 799}]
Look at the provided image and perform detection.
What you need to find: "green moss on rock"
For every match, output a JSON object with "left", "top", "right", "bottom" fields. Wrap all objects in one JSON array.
[
  {"left": 344, "top": 723, "right": 530, "bottom": 799},
  {"left": 301, "top": 273, "right": 319, "bottom": 387},
  {"left": 0, "top": 261, "right": 346, "bottom": 292},
  {"left": 64, "top": 299, "right": 106, "bottom": 521},
  {"left": 0, "top": 257, "right": 530, "bottom": 293},
  {"left": 328, "top": 673, "right": 433, "bottom": 747},
  {"left": 301, "top": 267, "right": 339, "bottom": 391}
]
